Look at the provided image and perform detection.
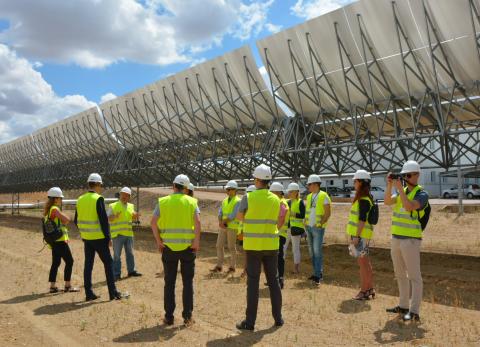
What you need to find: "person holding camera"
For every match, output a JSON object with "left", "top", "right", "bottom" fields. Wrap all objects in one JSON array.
[
  {"left": 211, "top": 180, "right": 241, "bottom": 274},
  {"left": 346, "top": 170, "right": 375, "bottom": 300},
  {"left": 44, "top": 187, "right": 79, "bottom": 293},
  {"left": 384, "top": 160, "right": 429, "bottom": 322}
]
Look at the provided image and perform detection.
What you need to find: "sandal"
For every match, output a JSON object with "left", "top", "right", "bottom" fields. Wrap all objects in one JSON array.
[
  {"left": 49, "top": 287, "right": 59, "bottom": 293},
  {"left": 64, "top": 286, "right": 80, "bottom": 293},
  {"left": 353, "top": 290, "right": 367, "bottom": 300}
]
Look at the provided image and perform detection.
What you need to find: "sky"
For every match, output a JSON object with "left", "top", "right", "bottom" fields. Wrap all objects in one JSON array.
[{"left": 0, "top": 0, "right": 354, "bottom": 144}]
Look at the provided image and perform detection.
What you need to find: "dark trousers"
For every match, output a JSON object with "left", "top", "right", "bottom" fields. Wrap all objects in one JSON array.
[
  {"left": 48, "top": 242, "right": 74, "bottom": 283},
  {"left": 278, "top": 236, "right": 286, "bottom": 279},
  {"left": 245, "top": 250, "right": 282, "bottom": 327},
  {"left": 162, "top": 246, "right": 196, "bottom": 320},
  {"left": 83, "top": 239, "right": 117, "bottom": 299}
]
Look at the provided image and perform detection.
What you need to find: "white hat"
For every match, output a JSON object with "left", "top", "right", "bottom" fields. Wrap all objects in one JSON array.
[
  {"left": 353, "top": 170, "right": 371, "bottom": 180},
  {"left": 286, "top": 182, "right": 300, "bottom": 192},
  {"left": 400, "top": 160, "right": 421, "bottom": 174},
  {"left": 173, "top": 174, "right": 190, "bottom": 187},
  {"left": 253, "top": 164, "right": 272, "bottom": 180},
  {"left": 87, "top": 173, "right": 103, "bottom": 184},
  {"left": 120, "top": 187, "right": 132, "bottom": 195},
  {"left": 47, "top": 187, "right": 64, "bottom": 198},
  {"left": 225, "top": 180, "right": 238, "bottom": 189},
  {"left": 188, "top": 183, "right": 195, "bottom": 191},
  {"left": 246, "top": 185, "right": 256, "bottom": 192},
  {"left": 307, "top": 174, "right": 321, "bottom": 184},
  {"left": 269, "top": 182, "right": 284, "bottom": 192}
]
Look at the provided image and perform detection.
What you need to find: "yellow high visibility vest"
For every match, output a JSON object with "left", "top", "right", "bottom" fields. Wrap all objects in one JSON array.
[
  {"left": 77, "top": 192, "right": 105, "bottom": 240},
  {"left": 109, "top": 201, "right": 135, "bottom": 238},
  {"left": 221, "top": 195, "right": 241, "bottom": 229},
  {"left": 279, "top": 198, "right": 290, "bottom": 238},
  {"left": 391, "top": 186, "right": 423, "bottom": 238},
  {"left": 289, "top": 198, "right": 304, "bottom": 230},
  {"left": 157, "top": 194, "right": 197, "bottom": 251},
  {"left": 46, "top": 205, "right": 69, "bottom": 242},
  {"left": 346, "top": 197, "right": 373, "bottom": 239},
  {"left": 243, "top": 189, "right": 280, "bottom": 251},
  {"left": 305, "top": 191, "right": 331, "bottom": 228}
]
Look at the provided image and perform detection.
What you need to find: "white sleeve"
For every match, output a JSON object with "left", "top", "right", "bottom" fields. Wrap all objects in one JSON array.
[{"left": 323, "top": 196, "right": 330, "bottom": 205}]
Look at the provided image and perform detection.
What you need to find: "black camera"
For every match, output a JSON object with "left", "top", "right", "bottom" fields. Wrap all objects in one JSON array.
[{"left": 389, "top": 173, "right": 402, "bottom": 180}]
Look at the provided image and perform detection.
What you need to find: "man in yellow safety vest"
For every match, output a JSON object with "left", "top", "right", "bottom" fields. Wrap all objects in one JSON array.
[
  {"left": 211, "top": 180, "right": 241, "bottom": 274},
  {"left": 236, "top": 164, "right": 285, "bottom": 331},
  {"left": 384, "top": 160, "right": 429, "bottom": 322},
  {"left": 75, "top": 173, "right": 127, "bottom": 301},
  {"left": 108, "top": 187, "right": 141, "bottom": 280},
  {"left": 151, "top": 174, "right": 201, "bottom": 327}
]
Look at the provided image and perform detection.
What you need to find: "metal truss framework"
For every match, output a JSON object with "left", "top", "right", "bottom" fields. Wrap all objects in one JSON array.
[{"left": 0, "top": 0, "right": 479, "bottom": 194}]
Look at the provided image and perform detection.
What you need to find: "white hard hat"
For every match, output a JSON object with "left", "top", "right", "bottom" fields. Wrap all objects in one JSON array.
[
  {"left": 47, "top": 187, "right": 64, "bottom": 198},
  {"left": 246, "top": 185, "right": 256, "bottom": 192},
  {"left": 225, "top": 180, "right": 238, "bottom": 189},
  {"left": 400, "top": 160, "right": 421, "bottom": 174},
  {"left": 87, "top": 173, "right": 103, "bottom": 184},
  {"left": 188, "top": 183, "right": 195, "bottom": 191},
  {"left": 120, "top": 187, "right": 132, "bottom": 195},
  {"left": 353, "top": 170, "right": 371, "bottom": 180},
  {"left": 269, "top": 182, "right": 284, "bottom": 192},
  {"left": 307, "top": 174, "right": 321, "bottom": 184},
  {"left": 173, "top": 174, "right": 190, "bottom": 187},
  {"left": 287, "top": 182, "right": 300, "bottom": 192},
  {"left": 253, "top": 164, "right": 272, "bottom": 180}
]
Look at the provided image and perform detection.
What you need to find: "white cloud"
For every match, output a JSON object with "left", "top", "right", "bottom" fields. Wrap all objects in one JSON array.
[
  {"left": 265, "top": 23, "right": 282, "bottom": 34},
  {"left": 100, "top": 92, "right": 117, "bottom": 104},
  {"left": 291, "top": 0, "right": 353, "bottom": 20},
  {"left": 0, "top": 0, "right": 276, "bottom": 69},
  {"left": 0, "top": 44, "right": 95, "bottom": 143}
]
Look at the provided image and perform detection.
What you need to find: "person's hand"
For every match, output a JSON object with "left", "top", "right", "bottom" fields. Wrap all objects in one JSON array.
[
  {"left": 394, "top": 178, "right": 403, "bottom": 192},
  {"left": 218, "top": 221, "right": 226, "bottom": 229},
  {"left": 109, "top": 239, "right": 113, "bottom": 247},
  {"left": 191, "top": 238, "right": 200, "bottom": 252},
  {"left": 157, "top": 240, "right": 165, "bottom": 253},
  {"left": 352, "top": 237, "right": 360, "bottom": 247}
]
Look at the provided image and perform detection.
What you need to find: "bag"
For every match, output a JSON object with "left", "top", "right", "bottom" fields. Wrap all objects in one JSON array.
[
  {"left": 42, "top": 217, "right": 63, "bottom": 246},
  {"left": 290, "top": 226, "right": 305, "bottom": 236},
  {"left": 367, "top": 199, "right": 379, "bottom": 225},
  {"left": 416, "top": 201, "right": 431, "bottom": 231}
]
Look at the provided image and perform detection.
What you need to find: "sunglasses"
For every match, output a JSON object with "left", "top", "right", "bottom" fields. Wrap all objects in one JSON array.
[{"left": 402, "top": 173, "right": 418, "bottom": 179}]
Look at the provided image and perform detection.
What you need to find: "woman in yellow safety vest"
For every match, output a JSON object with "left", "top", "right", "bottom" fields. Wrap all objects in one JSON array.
[
  {"left": 44, "top": 187, "right": 79, "bottom": 293},
  {"left": 346, "top": 170, "right": 375, "bottom": 300}
]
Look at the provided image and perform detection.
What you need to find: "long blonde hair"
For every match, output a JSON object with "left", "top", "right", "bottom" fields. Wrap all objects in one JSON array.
[{"left": 43, "top": 197, "right": 57, "bottom": 217}]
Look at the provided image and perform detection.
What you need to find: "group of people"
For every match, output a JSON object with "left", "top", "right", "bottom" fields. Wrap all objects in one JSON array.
[{"left": 43, "top": 159, "right": 429, "bottom": 331}]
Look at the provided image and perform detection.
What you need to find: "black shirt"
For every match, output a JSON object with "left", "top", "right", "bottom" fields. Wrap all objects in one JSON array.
[{"left": 358, "top": 199, "right": 371, "bottom": 222}]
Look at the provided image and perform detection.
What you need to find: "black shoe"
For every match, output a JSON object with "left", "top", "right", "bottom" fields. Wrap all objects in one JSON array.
[
  {"left": 236, "top": 320, "right": 254, "bottom": 331},
  {"left": 110, "top": 291, "right": 129, "bottom": 301},
  {"left": 386, "top": 306, "right": 409, "bottom": 314},
  {"left": 313, "top": 277, "right": 321, "bottom": 286},
  {"left": 128, "top": 271, "right": 142, "bottom": 277},
  {"left": 403, "top": 312, "right": 420, "bottom": 322},
  {"left": 274, "top": 318, "right": 284, "bottom": 327},
  {"left": 86, "top": 294, "right": 99, "bottom": 302},
  {"left": 163, "top": 317, "right": 174, "bottom": 326}
]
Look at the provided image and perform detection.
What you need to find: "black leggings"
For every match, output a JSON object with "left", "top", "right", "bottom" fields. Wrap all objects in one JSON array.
[{"left": 49, "top": 242, "right": 74, "bottom": 283}]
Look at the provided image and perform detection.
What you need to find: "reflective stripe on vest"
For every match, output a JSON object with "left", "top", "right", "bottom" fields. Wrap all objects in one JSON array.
[
  {"left": 346, "top": 197, "right": 373, "bottom": 239},
  {"left": 391, "top": 185, "right": 423, "bottom": 238},
  {"left": 243, "top": 189, "right": 280, "bottom": 251},
  {"left": 77, "top": 192, "right": 104, "bottom": 240},
  {"left": 109, "top": 201, "right": 135, "bottom": 238},
  {"left": 221, "top": 195, "right": 241, "bottom": 229},
  {"left": 289, "top": 199, "right": 305, "bottom": 230},
  {"left": 279, "top": 198, "right": 289, "bottom": 238},
  {"left": 305, "top": 191, "right": 331, "bottom": 228},
  {"left": 157, "top": 194, "right": 197, "bottom": 251},
  {"left": 47, "top": 205, "right": 69, "bottom": 242}
]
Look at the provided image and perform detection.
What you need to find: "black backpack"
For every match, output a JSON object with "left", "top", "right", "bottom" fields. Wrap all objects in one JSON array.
[
  {"left": 42, "top": 216, "right": 63, "bottom": 246},
  {"left": 367, "top": 199, "right": 379, "bottom": 225},
  {"left": 415, "top": 201, "right": 431, "bottom": 231}
]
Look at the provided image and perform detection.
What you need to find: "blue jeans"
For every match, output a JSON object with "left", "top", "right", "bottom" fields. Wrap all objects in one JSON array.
[
  {"left": 112, "top": 235, "right": 136, "bottom": 277},
  {"left": 306, "top": 226, "right": 325, "bottom": 278}
]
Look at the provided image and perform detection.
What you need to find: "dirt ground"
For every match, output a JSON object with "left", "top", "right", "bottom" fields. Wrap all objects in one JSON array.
[{"left": 0, "top": 199, "right": 479, "bottom": 346}]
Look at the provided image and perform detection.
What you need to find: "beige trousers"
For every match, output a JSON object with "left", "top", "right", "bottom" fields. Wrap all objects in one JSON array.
[
  {"left": 216, "top": 228, "right": 237, "bottom": 269},
  {"left": 391, "top": 237, "right": 423, "bottom": 314}
]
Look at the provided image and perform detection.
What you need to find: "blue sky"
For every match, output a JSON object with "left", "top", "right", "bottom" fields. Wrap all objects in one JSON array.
[{"left": 0, "top": 0, "right": 352, "bottom": 143}]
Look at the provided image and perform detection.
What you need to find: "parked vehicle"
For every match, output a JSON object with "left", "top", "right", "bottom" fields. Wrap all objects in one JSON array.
[
  {"left": 442, "top": 184, "right": 480, "bottom": 199},
  {"left": 350, "top": 186, "right": 385, "bottom": 201},
  {"left": 323, "top": 186, "right": 343, "bottom": 197}
]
